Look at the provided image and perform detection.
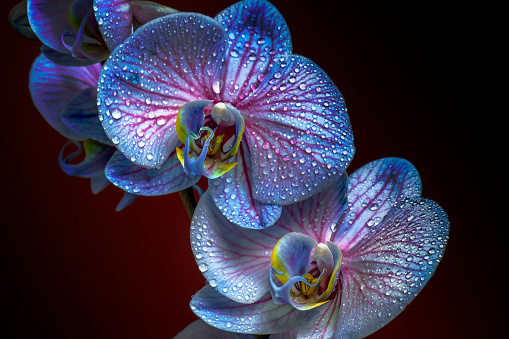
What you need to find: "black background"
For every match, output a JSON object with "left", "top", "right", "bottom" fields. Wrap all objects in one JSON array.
[{"left": 2, "top": 0, "right": 499, "bottom": 337}]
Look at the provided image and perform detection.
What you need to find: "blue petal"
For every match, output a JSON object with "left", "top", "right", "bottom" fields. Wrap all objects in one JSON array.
[
  {"left": 40, "top": 44, "right": 99, "bottom": 66},
  {"left": 59, "top": 140, "right": 115, "bottom": 178},
  {"left": 60, "top": 87, "right": 113, "bottom": 145},
  {"left": 270, "top": 233, "right": 317, "bottom": 283},
  {"left": 209, "top": 142, "right": 282, "bottom": 229},
  {"left": 93, "top": 0, "right": 132, "bottom": 51},
  {"left": 97, "top": 13, "right": 226, "bottom": 169},
  {"left": 238, "top": 54, "right": 354, "bottom": 205},
  {"left": 215, "top": 0, "right": 292, "bottom": 104},
  {"left": 336, "top": 198, "right": 449, "bottom": 338},
  {"left": 105, "top": 149, "right": 200, "bottom": 196},
  {"left": 115, "top": 192, "right": 137, "bottom": 211},
  {"left": 29, "top": 53, "right": 101, "bottom": 140},
  {"left": 191, "top": 285, "right": 306, "bottom": 335},
  {"left": 331, "top": 158, "right": 422, "bottom": 249}
]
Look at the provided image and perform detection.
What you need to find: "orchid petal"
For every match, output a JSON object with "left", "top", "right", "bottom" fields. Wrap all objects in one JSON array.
[
  {"left": 209, "top": 143, "right": 282, "bottom": 229},
  {"left": 97, "top": 13, "right": 226, "bottom": 168},
  {"left": 40, "top": 44, "right": 99, "bottom": 66},
  {"left": 331, "top": 158, "right": 422, "bottom": 249},
  {"left": 9, "top": 0, "right": 38, "bottom": 40},
  {"left": 270, "top": 233, "right": 316, "bottom": 284},
  {"left": 90, "top": 174, "right": 110, "bottom": 194},
  {"left": 214, "top": 0, "right": 291, "bottom": 104},
  {"left": 191, "top": 189, "right": 285, "bottom": 303},
  {"left": 175, "top": 100, "right": 211, "bottom": 144},
  {"left": 29, "top": 54, "right": 101, "bottom": 140},
  {"left": 131, "top": 1, "right": 178, "bottom": 27},
  {"left": 335, "top": 198, "right": 449, "bottom": 338},
  {"left": 296, "top": 293, "right": 341, "bottom": 339},
  {"left": 27, "top": 0, "right": 76, "bottom": 53},
  {"left": 93, "top": 0, "right": 132, "bottom": 51},
  {"left": 60, "top": 87, "right": 113, "bottom": 145},
  {"left": 115, "top": 192, "right": 137, "bottom": 211},
  {"left": 175, "top": 319, "right": 252, "bottom": 339},
  {"left": 239, "top": 54, "right": 354, "bottom": 205},
  {"left": 191, "top": 285, "right": 306, "bottom": 335},
  {"left": 59, "top": 140, "right": 115, "bottom": 178},
  {"left": 105, "top": 149, "right": 200, "bottom": 196}
]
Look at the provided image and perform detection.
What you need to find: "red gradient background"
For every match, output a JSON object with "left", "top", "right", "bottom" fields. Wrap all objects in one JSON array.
[{"left": 2, "top": 1, "right": 497, "bottom": 338}]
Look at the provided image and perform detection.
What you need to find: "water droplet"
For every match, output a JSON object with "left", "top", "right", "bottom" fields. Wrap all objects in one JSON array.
[
  {"left": 111, "top": 109, "right": 122, "bottom": 120},
  {"left": 198, "top": 263, "right": 209, "bottom": 272}
]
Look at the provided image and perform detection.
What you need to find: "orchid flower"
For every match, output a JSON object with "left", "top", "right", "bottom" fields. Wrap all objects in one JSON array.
[
  {"left": 189, "top": 158, "right": 449, "bottom": 338},
  {"left": 26, "top": 0, "right": 176, "bottom": 66},
  {"left": 175, "top": 319, "right": 296, "bottom": 339},
  {"left": 29, "top": 53, "right": 136, "bottom": 210},
  {"left": 97, "top": 0, "right": 354, "bottom": 229}
]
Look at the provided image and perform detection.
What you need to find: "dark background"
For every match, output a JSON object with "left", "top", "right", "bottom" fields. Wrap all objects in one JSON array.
[{"left": 2, "top": 0, "right": 498, "bottom": 338}]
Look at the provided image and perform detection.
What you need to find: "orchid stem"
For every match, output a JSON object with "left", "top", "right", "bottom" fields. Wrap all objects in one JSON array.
[{"left": 178, "top": 186, "right": 197, "bottom": 220}]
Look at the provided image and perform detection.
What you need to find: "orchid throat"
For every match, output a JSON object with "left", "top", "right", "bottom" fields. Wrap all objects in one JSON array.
[{"left": 175, "top": 100, "right": 245, "bottom": 179}]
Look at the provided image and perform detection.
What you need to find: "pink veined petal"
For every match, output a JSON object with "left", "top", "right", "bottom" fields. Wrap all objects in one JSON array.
[
  {"left": 239, "top": 54, "right": 354, "bottom": 206},
  {"left": 209, "top": 142, "right": 282, "bottom": 229},
  {"left": 336, "top": 198, "right": 449, "bottom": 338},
  {"left": 331, "top": 158, "right": 422, "bottom": 249},
  {"left": 190, "top": 285, "right": 306, "bottom": 335},
  {"left": 214, "top": 0, "right": 292, "bottom": 104},
  {"left": 296, "top": 291, "right": 342, "bottom": 339},
  {"left": 191, "top": 189, "right": 286, "bottom": 304},
  {"left": 29, "top": 53, "right": 101, "bottom": 140},
  {"left": 105, "top": 149, "right": 200, "bottom": 196},
  {"left": 97, "top": 13, "right": 226, "bottom": 169}
]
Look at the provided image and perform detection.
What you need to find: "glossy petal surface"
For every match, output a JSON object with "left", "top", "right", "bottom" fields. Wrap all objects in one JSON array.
[
  {"left": 214, "top": 0, "right": 291, "bottom": 104},
  {"left": 97, "top": 13, "right": 226, "bottom": 168},
  {"left": 30, "top": 54, "right": 101, "bottom": 140},
  {"left": 93, "top": 0, "right": 132, "bottom": 51},
  {"left": 209, "top": 143, "right": 282, "bottom": 229},
  {"left": 60, "top": 87, "right": 113, "bottom": 145},
  {"left": 27, "top": 0, "right": 75, "bottom": 53},
  {"left": 336, "top": 198, "right": 449, "bottom": 338},
  {"left": 105, "top": 149, "right": 200, "bottom": 196},
  {"left": 191, "top": 285, "right": 307, "bottom": 335},
  {"left": 191, "top": 178, "right": 346, "bottom": 303},
  {"left": 240, "top": 54, "right": 354, "bottom": 205},
  {"left": 332, "top": 158, "right": 422, "bottom": 249}
]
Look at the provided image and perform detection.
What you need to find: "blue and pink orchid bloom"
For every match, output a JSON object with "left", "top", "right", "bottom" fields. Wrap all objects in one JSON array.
[
  {"left": 97, "top": 0, "right": 355, "bottom": 229},
  {"left": 29, "top": 53, "right": 136, "bottom": 210},
  {"left": 26, "top": 0, "right": 176, "bottom": 66},
  {"left": 189, "top": 158, "right": 449, "bottom": 338}
]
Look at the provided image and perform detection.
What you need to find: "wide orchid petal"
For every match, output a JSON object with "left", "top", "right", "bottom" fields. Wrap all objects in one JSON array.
[
  {"left": 331, "top": 158, "right": 422, "bottom": 249},
  {"left": 27, "top": 0, "right": 76, "bottom": 53},
  {"left": 59, "top": 140, "right": 115, "bottom": 178},
  {"left": 335, "top": 198, "right": 449, "bottom": 338},
  {"left": 209, "top": 143, "right": 282, "bottom": 229},
  {"left": 175, "top": 319, "right": 252, "bottom": 339},
  {"left": 29, "top": 54, "right": 101, "bottom": 140},
  {"left": 214, "top": 0, "right": 291, "bottom": 104},
  {"left": 191, "top": 189, "right": 284, "bottom": 303},
  {"left": 105, "top": 149, "right": 200, "bottom": 196},
  {"left": 97, "top": 13, "right": 226, "bottom": 168},
  {"left": 93, "top": 0, "right": 132, "bottom": 51},
  {"left": 60, "top": 87, "right": 113, "bottom": 145},
  {"left": 191, "top": 285, "right": 307, "bottom": 335},
  {"left": 238, "top": 54, "right": 354, "bottom": 205},
  {"left": 296, "top": 293, "right": 342, "bottom": 339}
]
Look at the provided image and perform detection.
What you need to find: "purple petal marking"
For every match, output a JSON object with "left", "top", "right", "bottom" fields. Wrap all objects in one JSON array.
[
  {"left": 214, "top": 0, "right": 291, "bottom": 104},
  {"left": 331, "top": 158, "right": 422, "bottom": 249},
  {"left": 27, "top": 0, "right": 76, "bottom": 53},
  {"left": 335, "top": 198, "right": 449, "bottom": 338},
  {"left": 97, "top": 13, "right": 226, "bottom": 169},
  {"left": 175, "top": 319, "right": 252, "bottom": 339},
  {"left": 105, "top": 149, "right": 200, "bottom": 196},
  {"left": 190, "top": 285, "right": 306, "bottom": 335},
  {"left": 191, "top": 189, "right": 285, "bottom": 303},
  {"left": 93, "top": 0, "right": 132, "bottom": 51},
  {"left": 209, "top": 142, "right": 282, "bottom": 229},
  {"left": 60, "top": 87, "right": 112, "bottom": 145},
  {"left": 296, "top": 292, "right": 341, "bottom": 339},
  {"left": 238, "top": 54, "right": 354, "bottom": 205},
  {"left": 29, "top": 54, "right": 101, "bottom": 140}
]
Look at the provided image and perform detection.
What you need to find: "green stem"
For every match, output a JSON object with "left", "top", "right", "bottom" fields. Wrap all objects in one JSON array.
[{"left": 178, "top": 186, "right": 197, "bottom": 220}]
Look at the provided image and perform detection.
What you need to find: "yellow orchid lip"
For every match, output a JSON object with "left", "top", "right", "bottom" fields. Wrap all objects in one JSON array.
[
  {"left": 175, "top": 100, "right": 245, "bottom": 179},
  {"left": 269, "top": 232, "right": 342, "bottom": 311}
]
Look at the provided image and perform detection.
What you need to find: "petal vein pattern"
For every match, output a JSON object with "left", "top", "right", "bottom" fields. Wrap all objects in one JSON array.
[{"left": 97, "top": 13, "right": 226, "bottom": 168}]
